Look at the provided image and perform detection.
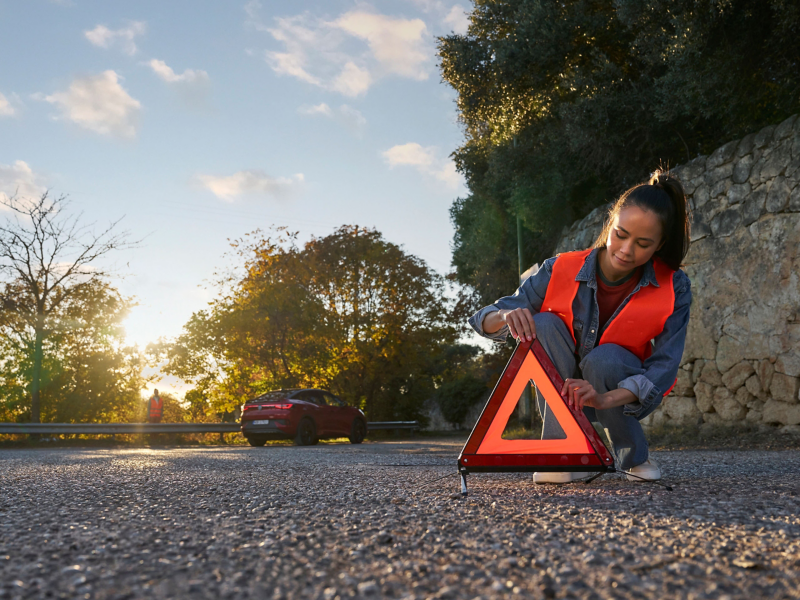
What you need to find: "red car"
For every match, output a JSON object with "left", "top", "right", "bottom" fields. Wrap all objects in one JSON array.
[{"left": 240, "top": 388, "right": 367, "bottom": 447}]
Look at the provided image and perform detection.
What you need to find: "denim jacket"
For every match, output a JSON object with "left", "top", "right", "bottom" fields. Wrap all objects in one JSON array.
[{"left": 468, "top": 248, "right": 692, "bottom": 419}]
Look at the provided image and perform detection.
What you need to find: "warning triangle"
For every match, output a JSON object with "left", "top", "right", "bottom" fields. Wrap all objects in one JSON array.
[{"left": 459, "top": 338, "right": 615, "bottom": 473}]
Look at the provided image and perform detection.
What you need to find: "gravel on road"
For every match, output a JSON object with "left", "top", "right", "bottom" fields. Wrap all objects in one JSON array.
[{"left": 0, "top": 440, "right": 798, "bottom": 600}]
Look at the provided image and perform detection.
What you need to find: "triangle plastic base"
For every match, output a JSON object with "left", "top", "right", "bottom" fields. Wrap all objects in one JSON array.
[{"left": 459, "top": 339, "right": 615, "bottom": 473}]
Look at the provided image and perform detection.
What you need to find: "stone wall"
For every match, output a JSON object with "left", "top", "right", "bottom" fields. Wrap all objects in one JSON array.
[{"left": 554, "top": 114, "right": 800, "bottom": 430}]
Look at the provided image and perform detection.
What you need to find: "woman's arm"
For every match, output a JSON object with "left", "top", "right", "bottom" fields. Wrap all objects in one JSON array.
[
  {"left": 467, "top": 257, "right": 556, "bottom": 341},
  {"left": 482, "top": 308, "right": 537, "bottom": 341},
  {"left": 617, "top": 270, "right": 693, "bottom": 419}
]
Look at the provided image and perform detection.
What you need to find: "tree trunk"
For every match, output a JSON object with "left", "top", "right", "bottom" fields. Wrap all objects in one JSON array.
[{"left": 30, "top": 316, "right": 44, "bottom": 423}]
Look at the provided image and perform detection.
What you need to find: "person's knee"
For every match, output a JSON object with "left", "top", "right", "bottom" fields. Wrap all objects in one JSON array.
[
  {"left": 581, "top": 344, "right": 640, "bottom": 385},
  {"left": 533, "top": 311, "right": 569, "bottom": 343}
]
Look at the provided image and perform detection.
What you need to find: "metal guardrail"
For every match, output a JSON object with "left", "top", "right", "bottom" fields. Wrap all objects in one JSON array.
[
  {"left": 366, "top": 421, "right": 419, "bottom": 431},
  {"left": 0, "top": 423, "right": 239, "bottom": 435},
  {"left": 0, "top": 421, "right": 420, "bottom": 435}
]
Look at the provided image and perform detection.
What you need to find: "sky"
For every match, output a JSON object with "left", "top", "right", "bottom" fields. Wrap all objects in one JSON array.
[{"left": 0, "top": 0, "right": 473, "bottom": 389}]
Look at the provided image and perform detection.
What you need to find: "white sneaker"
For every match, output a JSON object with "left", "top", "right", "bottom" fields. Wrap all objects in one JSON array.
[
  {"left": 625, "top": 458, "right": 661, "bottom": 481},
  {"left": 533, "top": 471, "right": 590, "bottom": 484}
]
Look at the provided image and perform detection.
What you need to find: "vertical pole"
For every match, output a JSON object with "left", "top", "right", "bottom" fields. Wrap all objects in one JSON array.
[{"left": 513, "top": 136, "right": 532, "bottom": 428}]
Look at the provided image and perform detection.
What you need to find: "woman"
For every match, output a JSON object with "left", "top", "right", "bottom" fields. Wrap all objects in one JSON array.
[{"left": 469, "top": 170, "right": 692, "bottom": 483}]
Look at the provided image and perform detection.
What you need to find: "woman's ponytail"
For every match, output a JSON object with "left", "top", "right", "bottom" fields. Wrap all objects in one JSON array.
[
  {"left": 593, "top": 168, "right": 691, "bottom": 270},
  {"left": 649, "top": 170, "right": 690, "bottom": 270}
]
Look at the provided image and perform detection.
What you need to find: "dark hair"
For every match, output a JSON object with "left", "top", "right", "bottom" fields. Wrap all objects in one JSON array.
[{"left": 593, "top": 169, "right": 690, "bottom": 270}]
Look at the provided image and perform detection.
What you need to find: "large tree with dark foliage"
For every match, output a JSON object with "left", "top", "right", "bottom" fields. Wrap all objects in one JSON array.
[{"left": 439, "top": 0, "right": 800, "bottom": 305}]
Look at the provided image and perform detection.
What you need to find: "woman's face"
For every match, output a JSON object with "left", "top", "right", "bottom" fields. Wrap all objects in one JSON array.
[{"left": 604, "top": 205, "right": 664, "bottom": 276}]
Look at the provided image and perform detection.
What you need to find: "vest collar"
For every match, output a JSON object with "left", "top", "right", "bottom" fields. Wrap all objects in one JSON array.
[{"left": 574, "top": 248, "right": 660, "bottom": 289}]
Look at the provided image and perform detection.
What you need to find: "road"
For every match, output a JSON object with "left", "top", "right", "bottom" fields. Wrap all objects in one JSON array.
[{"left": 0, "top": 440, "right": 798, "bottom": 599}]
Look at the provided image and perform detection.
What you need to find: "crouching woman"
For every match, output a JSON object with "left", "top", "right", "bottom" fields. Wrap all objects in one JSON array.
[{"left": 469, "top": 170, "right": 692, "bottom": 483}]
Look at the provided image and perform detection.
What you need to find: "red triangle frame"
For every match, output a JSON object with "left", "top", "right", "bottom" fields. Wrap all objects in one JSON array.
[{"left": 458, "top": 338, "right": 615, "bottom": 472}]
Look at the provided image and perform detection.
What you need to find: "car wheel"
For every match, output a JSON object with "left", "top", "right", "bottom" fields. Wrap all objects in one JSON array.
[
  {"left": 294, "top": 418, "right": 317, "bottom": 446},
  {"left": 349, "top": 418, "right": 366, "bottom": 444},
  {"left": 246, "top": 435, "right": 267, "bottom": 447}
]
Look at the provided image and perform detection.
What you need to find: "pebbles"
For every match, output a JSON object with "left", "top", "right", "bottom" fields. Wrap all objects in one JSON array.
[{"left": 0, "top": 442, "right": 798, "bottom": 599}]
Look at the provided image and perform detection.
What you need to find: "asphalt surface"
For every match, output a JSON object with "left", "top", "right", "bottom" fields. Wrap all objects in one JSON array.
[{"left": 1, "top": 440, "right": 799, "bottom": 599}]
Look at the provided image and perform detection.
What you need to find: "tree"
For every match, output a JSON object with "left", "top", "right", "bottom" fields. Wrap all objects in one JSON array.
[
  {"left": 0, "top": 193, "right": 135, "bottom": 422},
  {"left": 162, "top": 226, "right": 462, "bottom": 422},
  {"left": 439, "top": 0, "right": 800, "bottom": 304}
]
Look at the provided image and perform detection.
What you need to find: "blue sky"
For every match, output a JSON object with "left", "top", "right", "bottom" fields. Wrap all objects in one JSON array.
[{"left": 0, "top": 0, "right": 470, "bottom": 368}]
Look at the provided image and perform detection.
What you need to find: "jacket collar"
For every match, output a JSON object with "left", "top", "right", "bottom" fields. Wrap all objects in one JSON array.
[{"left": 575, "top": 248, "right": 660, "bottom": 288}]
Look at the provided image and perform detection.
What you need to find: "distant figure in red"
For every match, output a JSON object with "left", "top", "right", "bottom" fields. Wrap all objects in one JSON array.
[{"left": 148, "top": 389, "right": 164, "bottom": 424}]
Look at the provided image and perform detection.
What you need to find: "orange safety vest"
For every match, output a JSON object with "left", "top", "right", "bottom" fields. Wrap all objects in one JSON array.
[
  {"left": 149, "top": 396, "right": 163, "bottom": 420},
  {"left": 540, "top": 249, "right": 676, "bottom": 362}
]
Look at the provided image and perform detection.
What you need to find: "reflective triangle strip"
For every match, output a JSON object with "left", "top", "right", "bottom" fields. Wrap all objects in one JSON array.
[{"left": 459, "top": 339, "right": 615, "bottom": 472}]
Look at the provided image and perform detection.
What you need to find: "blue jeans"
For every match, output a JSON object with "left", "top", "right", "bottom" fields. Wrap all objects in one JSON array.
[{"left": 532, "top": 312, "right": 649, "bottom": 470}]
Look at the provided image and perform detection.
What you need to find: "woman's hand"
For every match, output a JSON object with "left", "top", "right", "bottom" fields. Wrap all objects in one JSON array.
[
  {"left": 499, "top": 308, "right": 536, "bottom": 341},
  {"left": 561, "top": 378, "right": 609, "bottom": 411}
]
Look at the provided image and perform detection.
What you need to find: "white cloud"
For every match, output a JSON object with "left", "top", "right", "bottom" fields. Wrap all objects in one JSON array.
[
  {"left": 298, "top": 103, "right": 366, "bottom": 133},
  {"left": 298, "top": 103, "right": 333, "bottom": 116},
  {"left": 43, "top": 71, "right": 141, "bottom": 138},
  {"left": 0, "top": 93, "right": 15, "bottom": 117},
  {"left": 333, "top": 11, "right": 429, "bottom": 80},
  {"left": 383, "top": 142, "right": 437, "bottom": 169},
  {"left": 382, "top": 143, "right": 462, "bottom": 190},
  {"left": 331, "top": 61, "right": 372, "bottom": 97},
  {"left": 198, "top": 170, "right": 304, "bottom": 202},
  {"left": 443, "top": 5, "right": 470, "bottom": 34},
  {"left": 248, "top": 2, "right": 432, "bottom": 96},
  {"left": 147, "top": 59, "right": 209, "bottom": 85},
  {"left": 0, "top": 161, "right": 47, "bottom": 206},
  {"left": 85, "top": 21, "right": 146, "bottom": 56}
]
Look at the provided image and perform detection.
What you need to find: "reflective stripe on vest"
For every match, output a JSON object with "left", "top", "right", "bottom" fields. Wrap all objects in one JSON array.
[
  {"left": 540, "top": 249, "right": 676, "bottom": 362},
  {"left": 149, "top": 397, "right": 163, "bottom": 419}
]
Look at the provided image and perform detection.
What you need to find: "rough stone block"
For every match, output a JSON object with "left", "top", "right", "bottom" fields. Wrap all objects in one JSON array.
[
  {"left": 762, "top": 143, "right": 792, "bottom": 182},
  {"left": 774, "top": 114, "right": 798, "bottom": 139},
  {"left": 651, "top": 409, "right": 669, "bottom": 428},
  {"left": 737, "top": 133, "right": 755, "bottom": 157},
  {"left": 705, "top": 163, "right": 734, "bottom": 186},
  {"left": 713, "top": 388, "right": 747, "bottom": 421},
  {"left": 710, "top": 209, "right": 742, "bottom": 237},
  {"left": 741, "top": 186, "right": 767, "bottom": 226},
  {"left": 770, "top": 373, "right": 800, "bottom": 403},
  {"left": 731, "top": 156, "right": 753, "bottom": 184},
  {"left": 692, "top": 359, "right": 705, "bottom": 384},
  {"left": 710, "top": 178, "right": 730, "bottom": 199},
  {"left": 679, "top": 156, "right": 707, "bottom": 180},
  {"left": 789, "top": 185, "right": 800, "bottom": 212},
  {"left": 786, "top": 156, "right": 800, "bottom": 180},
  {"left": 674, "top": 369, "right": 695, "bottom": 397},
  {"left": 765, "top": 176, "right": 791, "bottom": 212},
  {"left": 700, "top": 361, "right": 724, "bottom": 387},
  {"left": 757, "top": 359, "right": 775, "bottom": 392},
  {"left": 693, "top": 184, "right": 710, "bottom": 209},
  {"left": 762, "top": 398, "right": 800, "bottom": 425},
  {"left": 735, "top": 386, "right": 754, "bottom": 406},
  {"left": 745, "top": 374, "right": 762, "bottom": 396},
  {"left": 682, "top": 319, "right": 717, "bottom": 361},
  {"left": 706, "top": 140, "right": 738, "bottom": 169},
  {"left": 663, "top": 396, "right": 702, "bottom": 424},
  {"left": 716, "top": 335, "right": 746, "bottom": 373},
  {"left": 745, "top": 408, "right": 763, "bottom": 423},
  {"left": 775, "top": 353, "right": 800, "bottom": 377},
  {"left": 694, "top": 382, "right": 714, "bottom": 413},
  {"left": 753, "top": 125, "right": 776, "bottom": 149},
  {"left": 726, "top": 182, "right": 750, "bottom": 205},
  {"left": 721, "top": 361, "right": 755, "bottom": 391}
]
